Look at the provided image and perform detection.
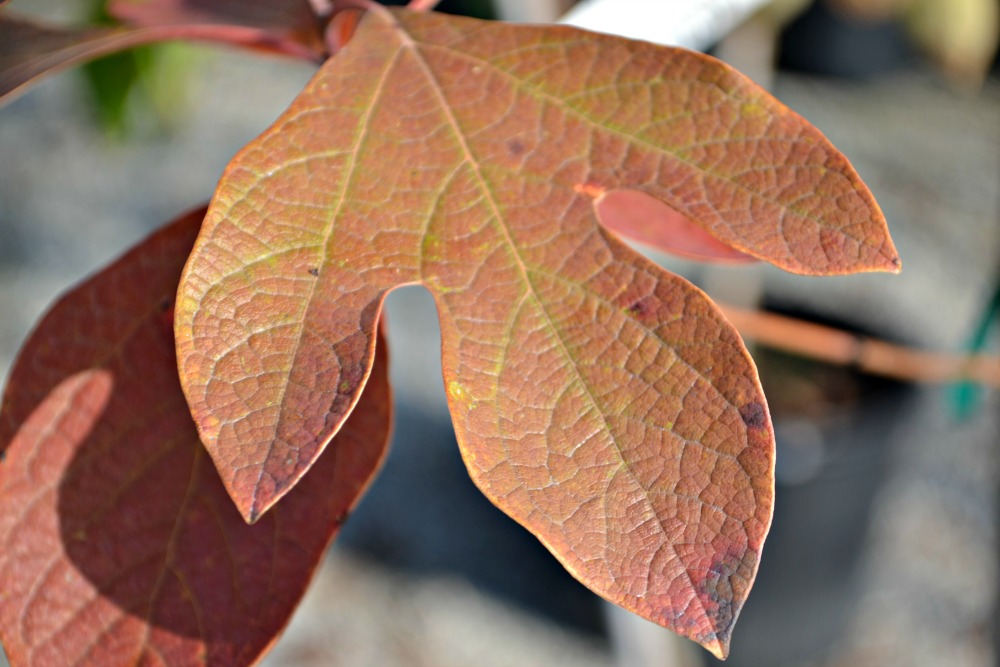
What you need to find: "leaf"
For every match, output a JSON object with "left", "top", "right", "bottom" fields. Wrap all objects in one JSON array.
[
  {"left": 79, "top": 0, "right": 170, "bottom": 137},
  {"left": 175, "top": 7, "right": 898, "bottom": 656},
  {"left": 108, "top": 0, "right": 325, "bottom": 57},
  {"left": 594, "top": 189, "right": 757, "bottom": 264},
  {"left": 0, "top": 15, "right": 128, "bottom": 102},
  {"left": 0, "top": 9, "right": 321, "bottom": 104},
  {"left": 0, "top": 208, "right": 391, "bottom": 666}
]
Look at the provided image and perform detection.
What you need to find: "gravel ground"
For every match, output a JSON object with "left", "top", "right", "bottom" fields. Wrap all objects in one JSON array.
[
  {"left": 258, "top": 550, "right": 613, "bottom": 667},
  {"left": 764, "top": 71, "right": 1000, "bottom": 667}
]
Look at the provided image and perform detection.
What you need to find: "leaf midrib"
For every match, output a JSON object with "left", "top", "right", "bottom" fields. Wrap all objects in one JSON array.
[
  {"left": 403, "top": 17, "right": 886, "bottom": 267},
  {"left": 247, "top": 30, "right": 405, "bottom": 517},
  {"left": 386, "top": 8, "right": 719, "bottom": 627}
]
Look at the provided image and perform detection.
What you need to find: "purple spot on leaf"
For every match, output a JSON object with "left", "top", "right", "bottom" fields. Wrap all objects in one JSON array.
[{"left": 740, "top": 402, "right": 765, "bottom": 429}]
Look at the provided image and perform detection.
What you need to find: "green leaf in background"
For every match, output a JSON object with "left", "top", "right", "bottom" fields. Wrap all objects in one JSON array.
[{"left": 81, "top": 0, "right": 193, "bottom": 136}]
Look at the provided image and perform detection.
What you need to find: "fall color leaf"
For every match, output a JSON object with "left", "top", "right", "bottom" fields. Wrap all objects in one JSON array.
[
  {"left": 108, "top": 0, "right": 325, "bottom": 57},
  {"left": 0, "top": 15, "right": 137, "bottom": 101},
  {"left": 0, "top": 5, "right": 321, "bottom": 103},
  {"left": 0, "top": 208, "right": 391, "bottom": 666},
  {"left": 594, "top": 189, "right": 757, "bottom": 263},
  {"left": 175, "top": 7, "right": 895, "bottom": 656}
]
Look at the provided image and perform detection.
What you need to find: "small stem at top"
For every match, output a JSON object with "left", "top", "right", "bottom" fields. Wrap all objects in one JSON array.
[{"left": 407, "top": 0, "right": 442, "bottom": 11}]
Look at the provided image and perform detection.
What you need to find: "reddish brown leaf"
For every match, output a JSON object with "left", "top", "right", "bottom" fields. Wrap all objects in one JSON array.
[
  {"left": 594, "top": 188, "right": 757, "bottom": 263},
  {"left": 175, "top": 8, "right": 898, "bottom": 656},
  {"left": 0, "top": 208, "right": 391, "bottom": 666},
  {"left": 108, "top": 0, "right": 325, "bottom": 55},
  {"left": 0, "top": 10, "right": 322, "bottom": 104}
]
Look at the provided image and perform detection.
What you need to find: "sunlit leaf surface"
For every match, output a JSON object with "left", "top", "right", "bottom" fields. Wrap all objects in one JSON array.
[{"left": 175, "top": 7, "right": 898, "bottom": 656}]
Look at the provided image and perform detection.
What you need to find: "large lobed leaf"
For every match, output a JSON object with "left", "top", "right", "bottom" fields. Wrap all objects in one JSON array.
[
  {"left": 175, "top": 7, "right": 898, "bottom": 657},
  {"left": 0, "top": 208, "right": 391, "bottom": 666}
]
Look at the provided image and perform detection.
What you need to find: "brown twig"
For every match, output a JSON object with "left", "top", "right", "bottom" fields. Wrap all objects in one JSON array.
[{"left": 719, "top": 303, "right": 1000, "bottom": 388}]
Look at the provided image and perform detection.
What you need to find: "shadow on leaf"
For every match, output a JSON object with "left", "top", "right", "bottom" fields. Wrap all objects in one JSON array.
[{"left": 0, "top": 208, "right": 391, "bottom": 666}]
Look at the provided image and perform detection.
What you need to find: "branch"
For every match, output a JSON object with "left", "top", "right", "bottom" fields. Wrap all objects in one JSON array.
[{"left": 720, "top": 304, "right": 1000, "bottom": 388}]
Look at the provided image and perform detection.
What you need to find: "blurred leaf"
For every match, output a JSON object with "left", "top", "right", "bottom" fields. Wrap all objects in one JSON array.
[
  {"left": 907, "top": 0, "right": 1000, "bottom": 86},
  {"left": 80, "top": 0, "right": 155, "bottom": 135},
  {"left": 108, "top": 0, "right": 324, "bottom": 55},
  {"left": 81, "top": 47, "right": 148, "bottom": 133},
  {"left": 1, "top": 14, "right": 132, "bottom": 103},
  {"left": 0, "top": 8, "right": 321, "bottom": 104}
]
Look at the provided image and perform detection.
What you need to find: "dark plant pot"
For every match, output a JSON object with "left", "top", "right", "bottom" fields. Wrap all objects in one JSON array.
[
  {"left": 708, "top": 309, "right": 918, "bottom": 666},
  {"left": 337, "top": 400, "right": 608, "bottom": 638},
  {"left": 779, "top": 0, "right": 916, "bottom": 79}
]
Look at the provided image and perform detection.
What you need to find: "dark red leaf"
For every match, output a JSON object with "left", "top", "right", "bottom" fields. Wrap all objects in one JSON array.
[
  {"left": 594, "top": 188, "right": 757, "bottom": 263},
  {"left": 0, "top": 11, "right": 322, "bottom": 104},
  {"left": 108, "top": 0, "right": 325, "bottom": 55},
  {"left": 0, "top": 208, "right": 391, "bottom": 666}
]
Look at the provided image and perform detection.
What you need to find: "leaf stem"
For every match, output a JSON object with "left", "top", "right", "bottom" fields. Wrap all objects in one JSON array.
[
  {"left": 720, "top": 304, "right": 1000, "bottom": 388},
  {"left": 325, "top": 0, "right": 383, "bottom": 54},
  {"left": 332, "top": 0, "right": 379, "bottom": 10},
  {"left": 407, "top": 0, "right": 443, "bottom": 11}
]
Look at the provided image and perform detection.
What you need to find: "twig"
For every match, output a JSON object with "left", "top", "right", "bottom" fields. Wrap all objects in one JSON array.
[{"left": 719, "top": 303, "right": 1000, "bottom": 388}]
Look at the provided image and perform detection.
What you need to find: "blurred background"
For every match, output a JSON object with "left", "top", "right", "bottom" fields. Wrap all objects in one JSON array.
[{"left": 1, "top": 0, "right": 999, "bottom": 665}]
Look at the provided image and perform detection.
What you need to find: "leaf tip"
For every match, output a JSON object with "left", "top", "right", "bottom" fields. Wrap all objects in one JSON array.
[
  {"left": 241, "top": 490, "right": 278, "bottom": 526},
  {"left": 887, "top": 253, "right": 902, "bottom": 274},
  {"left": 225, "top": 478, "right": 274, "bottom": 525},
  {"left": 702, "top": 634, "right": 731, "bottom": 661},
  {"left": 870, "top": 214, "right": 902, "bottom": 274},
  {"left": 865, "top": 249, "right": 901, "bottom": 275}
]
